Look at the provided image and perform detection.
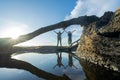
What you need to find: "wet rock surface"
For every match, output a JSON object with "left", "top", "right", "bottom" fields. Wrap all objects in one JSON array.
[{"left": 79, "top": 59, "right": 120, "bottom": 80}]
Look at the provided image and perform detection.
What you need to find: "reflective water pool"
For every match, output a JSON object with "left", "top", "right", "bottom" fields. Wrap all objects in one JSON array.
[
  {"left": 0, "top": 52, "right": 85, "bottom": 80},
  {"left": 0, "top": 51, "right": 120, "bottom": 80}
]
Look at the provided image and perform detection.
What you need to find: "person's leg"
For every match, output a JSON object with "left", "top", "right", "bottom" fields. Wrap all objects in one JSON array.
[
  {"left": 57, "top": 39, "right": 59, "bottom": 46},
  {"left": 68, "top": 38, "right": 71, "bottom": 46},
  {"left": 70, "top": 37, "right": 72, "bottom": 45},
  {"left": 68, "top": 41, "right": 70, "bottom": 46},
  {"left": 70, "top": 40, "right": 72, "bottom": 45},
  {"left": 60, "top": 39, "right": 62, "bottom": 46}
]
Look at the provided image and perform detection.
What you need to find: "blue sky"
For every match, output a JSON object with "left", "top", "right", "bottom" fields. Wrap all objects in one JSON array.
[{"left": 0, "top": 0, "right": 120, "bottom": 46}]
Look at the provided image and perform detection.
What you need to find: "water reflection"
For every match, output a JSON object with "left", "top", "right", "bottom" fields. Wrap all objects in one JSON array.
[
  {"left": 53, "top": 52, "right": 65, "bottom": 69},
  {"left": 66, "top": 52, "right": 78, "bottom": 69},
  {"left": 0, "top": 51, "right": 85, "bottom": 80},
  {"left": 0, "top": 53, "right": 71, "bottom": 80},
  {"left": 1, "top": 51, "right": 119, "bottom": 80},
  {"left": 80, "top": 59, "right": 120, "bottom": 80},
  {"left": 53, "top": 51, "right": 78, "bottom": 69}
]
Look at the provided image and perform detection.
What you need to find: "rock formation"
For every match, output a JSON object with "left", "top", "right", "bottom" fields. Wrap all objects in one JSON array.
[
  {"left": 0, "top": 15, "right": 98, "bottom": 51},
  {"left": 0, "top": 6, "right": 120, "bottom": 72},
  {"left": 77, "top": 8, "right": 120, "bottom": 72}
]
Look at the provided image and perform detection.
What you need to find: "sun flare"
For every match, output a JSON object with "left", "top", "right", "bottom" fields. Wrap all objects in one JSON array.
[{"left": 2, "top": 27, "right": 24, "bottom": 39}]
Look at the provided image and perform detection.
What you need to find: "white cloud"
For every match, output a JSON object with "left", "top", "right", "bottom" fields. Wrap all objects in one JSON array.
[
  {"left": 64, "top": 0, "right": 120, "bottom": 44},
  {"left": 65, "top": 0, "right": 119, "bottom": 20}
]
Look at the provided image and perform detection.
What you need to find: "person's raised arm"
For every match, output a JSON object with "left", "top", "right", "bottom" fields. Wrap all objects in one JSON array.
[
  {"left": 54, "top": 31, "right": 57, "bottom": 34},
  {"left": 72, "top": 30, "right": 76, "bottom": 33},
  {"left": 61, "top": 30, "right": 65, "bottom": 34},
  {"left": 64, "top": 30, "right": 68, "bottom": 33}
]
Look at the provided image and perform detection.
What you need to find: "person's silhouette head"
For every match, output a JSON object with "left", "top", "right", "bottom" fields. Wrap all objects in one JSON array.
[
  {"left": 59, "top": 31, "right": 61, "bottom": 33},
  {"left": 68, "top": 31, "right": 71, "bottom": 33}
]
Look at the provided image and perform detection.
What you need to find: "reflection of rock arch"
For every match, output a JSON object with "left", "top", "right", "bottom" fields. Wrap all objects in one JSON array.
[{"left": 0, "top": 54, "right": 70, "bottom": 80}]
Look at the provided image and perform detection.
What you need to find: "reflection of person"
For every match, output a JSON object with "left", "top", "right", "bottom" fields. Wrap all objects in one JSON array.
[
  {"left": 0, "top": 54, "right": 66, "bottom": 80},
  {"left": 65, "top": 52, "right": 78, "bottom": 69},
  {"left": 65, "top": 30, "right": 76, "bottom": 46},
  {"left": 53, "top": 52, "right": 65, "bottom": 69},
  {"left": 54, "top": 31, "right": 64, "bottom": 46}
]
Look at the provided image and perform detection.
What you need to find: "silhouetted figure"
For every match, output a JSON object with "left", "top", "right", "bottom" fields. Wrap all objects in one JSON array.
[
  {"left": 65, "top": 30, "right": 76, "bottom": 46},
  {"left": 65, "top": 52, "right": 78, "bottom": 69},
  {"left": 54, "top": 31, "right": 64, "bottom": 46},
  {"left": 0, "top": 53, "right": 70, "bottom": 80},
  {"left": 53, "top": 52, "right": 65, "bottom": 69}
]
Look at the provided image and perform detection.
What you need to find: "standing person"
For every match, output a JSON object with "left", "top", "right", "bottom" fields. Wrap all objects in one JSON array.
[
  {"left": 54, "top": 30, "right": 64, "bottom": 46},
  {"left": 65, "top": 30, "right": 75, "bottom": 46}
]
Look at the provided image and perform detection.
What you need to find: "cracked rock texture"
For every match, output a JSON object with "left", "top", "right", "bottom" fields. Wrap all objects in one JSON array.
[{"left": 77, "top": 8, "right": 120, "bottom": 71}]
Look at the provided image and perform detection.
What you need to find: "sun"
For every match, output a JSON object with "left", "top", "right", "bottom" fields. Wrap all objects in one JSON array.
[{"left": 3, "top": 27, "right": 24, "bottom": 39}]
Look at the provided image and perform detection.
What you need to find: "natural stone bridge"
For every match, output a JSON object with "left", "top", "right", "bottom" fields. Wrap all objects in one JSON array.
[
  {"left": 0, "top": 7, "right": 120, "bottom": 72},
  {"left": 0, "top": 14, "right": 98, "bottom": 50}
]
